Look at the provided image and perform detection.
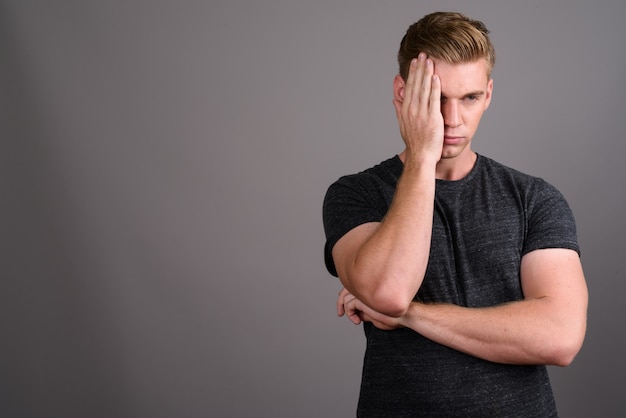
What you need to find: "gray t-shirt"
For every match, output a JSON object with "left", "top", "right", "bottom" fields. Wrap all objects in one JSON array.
[{"left": 323, "top": 154, "right": 579, "bottom": 417}]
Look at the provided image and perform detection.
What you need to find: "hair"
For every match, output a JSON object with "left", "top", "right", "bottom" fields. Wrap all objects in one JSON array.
[{"left": 397, "top": 11, "right": 495, "bottom": 80}]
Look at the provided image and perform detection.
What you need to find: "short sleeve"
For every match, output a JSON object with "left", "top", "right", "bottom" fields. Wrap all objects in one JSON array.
[
  {"left": 322, "top": 175, "right": 387, "bottom": 277},
  {"left": 523, "top": 179, "right": 580, "bottom": 256}
]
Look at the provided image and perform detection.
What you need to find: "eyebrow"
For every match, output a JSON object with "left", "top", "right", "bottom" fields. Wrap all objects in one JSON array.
[{"left": 441, "top": 90, "right": 485, "bottom": 99}]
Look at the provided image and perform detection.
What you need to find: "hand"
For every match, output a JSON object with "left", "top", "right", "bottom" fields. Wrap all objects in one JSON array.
[
  {"left": 337, "top": 288, "right": 404, "bottom": 331},
  {"left": 393, "top": 53, "right": 444, "bottom": 162}
]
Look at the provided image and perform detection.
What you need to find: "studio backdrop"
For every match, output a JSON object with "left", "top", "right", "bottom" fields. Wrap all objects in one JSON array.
[{"left": 2, "top": 1, "right": 625, "bottom": 417}]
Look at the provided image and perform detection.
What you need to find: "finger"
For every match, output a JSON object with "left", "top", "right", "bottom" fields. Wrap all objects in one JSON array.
[
  {"left": 347, "top": 308, "right": 362, "bottom": 325},
  {"left": 418, "top": 58, "right": 435, "bottom": 115},
  {"left": 344, "top": 298, "right": 363, "bottom": 325},
  {"left": 348, "top": 313, "right": 362, "bottom": 325},
  {"left": 429, "top": 73, "right": 441, "bottom": 115},
  {"left": 337, "top": 287, "right": 349, "bottom": 316},
  {"left": 403, "top": 56, "right": 420, "bottom": 115},
  {"left": 408, "top": 53, "right": 427, "bottom": 115}
]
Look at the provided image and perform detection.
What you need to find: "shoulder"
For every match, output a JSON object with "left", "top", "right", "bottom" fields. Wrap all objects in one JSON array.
[
  {"left": 328, "top": 155, "right": 402, "bottom": 190},
  {"left": 322, "top": 155, "right": 401, "bottom": 277},
  {"left": 478, "top": 155, "right": 540, "bottom": 184},
  {"left": 324, "top": 155, "right": 402, "bottom": 204},
  {"left": 477, "top": 156, "right": 580, "bottom": 255},
  {"left": 476, "top": 155, "right": 563, "bottom": 199}
]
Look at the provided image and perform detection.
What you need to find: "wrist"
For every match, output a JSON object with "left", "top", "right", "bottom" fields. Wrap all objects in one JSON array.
[
  {"left": 398, "top": 301, "right": 418, "bottom": 328},
  {"left": 400, "top": 149, "right": 439, "bottom": 170}
]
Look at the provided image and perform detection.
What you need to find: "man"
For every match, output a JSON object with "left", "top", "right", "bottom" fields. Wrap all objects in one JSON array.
[{"left": 322, "top": 11, "right": 588, "bottom": 417}]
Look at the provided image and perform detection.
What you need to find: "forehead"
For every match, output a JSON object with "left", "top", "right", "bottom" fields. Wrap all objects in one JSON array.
[{"left": 432, "top": 59, "right": 490, "bottom": 96}]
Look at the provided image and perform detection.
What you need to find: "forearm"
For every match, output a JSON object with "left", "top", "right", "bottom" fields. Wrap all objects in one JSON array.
[
  {"left": 402, "top": 298, "right": 585, "bottom": 366},
  {"left": 343, "top": 156, "right": 437, "bottom": 315},
  {"left": 335, "top": 55, "right": 444, "bottom": 316}
]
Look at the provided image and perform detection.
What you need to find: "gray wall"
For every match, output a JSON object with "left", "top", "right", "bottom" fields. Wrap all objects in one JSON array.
[{"left": 2, "top": 1, "right": 624, "bottom": 417}]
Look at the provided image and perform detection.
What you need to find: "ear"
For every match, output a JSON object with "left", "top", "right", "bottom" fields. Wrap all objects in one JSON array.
[
  {"left": 393, "top": 74, "right": 405, "bottom": 103},
  {"left": 484, "top": 78, "right": 494, "bottom": 110}
]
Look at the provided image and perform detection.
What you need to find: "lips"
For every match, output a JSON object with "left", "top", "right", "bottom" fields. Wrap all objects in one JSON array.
[{"left": 444, "top": 136, "right": 464, "bottom": 145}]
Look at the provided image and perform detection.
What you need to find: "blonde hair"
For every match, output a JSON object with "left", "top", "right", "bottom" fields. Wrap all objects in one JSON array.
[{"left": 398, "top": 11, "right": 495, "bottom": 80}]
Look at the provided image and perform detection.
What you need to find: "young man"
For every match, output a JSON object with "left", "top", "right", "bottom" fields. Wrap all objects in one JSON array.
[{"left": 323, "top": 11, "right": 588, "bottom": 417}]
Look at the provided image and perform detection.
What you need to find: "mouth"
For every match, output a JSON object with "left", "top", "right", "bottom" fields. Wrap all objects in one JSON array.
[{"left": 443, "top": 136, "right": 465, "bottom": 145}]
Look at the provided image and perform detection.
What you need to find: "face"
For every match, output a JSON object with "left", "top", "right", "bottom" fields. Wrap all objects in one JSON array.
[{"left": 433, "top": 58, "right": 493, "bottom": 160}]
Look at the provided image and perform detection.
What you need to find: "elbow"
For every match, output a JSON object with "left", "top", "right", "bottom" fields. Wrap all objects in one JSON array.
[
  {"left": 368, "top": 285, "right": 413, "bottom": 318},
  {"left": 544, "top": 328, "right": 586, "bottom": 367},
  {"left": 376, "top": 300, "right": 410, "bottom": 318},
  {"left": 548, "top": 347, "right": 579, "bottom": 368},
  {"left": 343, "top": 268, "right": 417, "bottom": 317}
]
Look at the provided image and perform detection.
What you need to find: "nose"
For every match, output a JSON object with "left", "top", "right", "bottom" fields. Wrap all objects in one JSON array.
[{"left": 442, "top": 100, "right": 461, "bottom": 128}]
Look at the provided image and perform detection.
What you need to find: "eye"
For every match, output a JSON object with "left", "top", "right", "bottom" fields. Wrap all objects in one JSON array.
[{"left": 465, "top": 95, "right": 478, "bottom": 102}]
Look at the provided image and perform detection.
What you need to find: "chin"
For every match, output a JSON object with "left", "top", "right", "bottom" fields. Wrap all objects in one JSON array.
[
  {"left": 440, "top": 149, "right": 463, "bottom": 160},
  {"left": 441, "top": 143, "right": 471, "bottom": 160}
]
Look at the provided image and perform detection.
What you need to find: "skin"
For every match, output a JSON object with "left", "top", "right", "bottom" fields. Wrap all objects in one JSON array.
[{"left": 333, "top": 54, "right": 588, "bottom": 366}]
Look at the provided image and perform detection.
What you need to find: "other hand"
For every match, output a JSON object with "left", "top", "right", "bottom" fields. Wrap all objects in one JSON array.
[{"left": 337, "top": 288, "right": 404, "bottom": 331}]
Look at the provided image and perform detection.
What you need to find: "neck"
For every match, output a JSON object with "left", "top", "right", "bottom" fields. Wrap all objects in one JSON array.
[
  {"left": 398, "top": 149, "right": 477, "bottom": 181},
  {"left": 435, "top": 151, "right": 477, "bottom": 181}
]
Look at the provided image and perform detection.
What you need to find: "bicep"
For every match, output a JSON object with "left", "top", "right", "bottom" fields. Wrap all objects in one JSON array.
[
  {"left": 520, "top": 248, "right": 588, "bottom": 323},
  {"left": 331, "top": 222, "right": 380, "bottom": 290},
  {"left": 521, "top": 248, "right": 586, "bottom": 296}
]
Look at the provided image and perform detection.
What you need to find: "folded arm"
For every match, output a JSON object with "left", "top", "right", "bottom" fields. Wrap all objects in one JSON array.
[
  {"left": 332, "top": 162, "right": 435, "bottom": 317},
  {"left": 332, "top": 55, "right": 443, "bottom": 317},
  {"left": 339, "top": 248, "right": 588, "bottom": 366}
]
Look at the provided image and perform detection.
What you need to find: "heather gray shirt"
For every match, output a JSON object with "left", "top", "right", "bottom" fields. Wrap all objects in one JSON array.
[{"left": 323, "top": 154, "right": 579, "bottom": 417}]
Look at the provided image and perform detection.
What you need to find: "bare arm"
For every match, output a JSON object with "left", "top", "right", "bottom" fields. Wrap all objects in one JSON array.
[
  {"left": 332, "top": 54, "right": 443, "bottom": 317},
  {"left": 339, "top": 248, "right": 588, "bottom": 366}
]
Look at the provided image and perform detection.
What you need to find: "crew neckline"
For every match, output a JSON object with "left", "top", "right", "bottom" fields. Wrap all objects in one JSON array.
[{"left": 392, "top": 153, "right": 482, "bottom": 188}]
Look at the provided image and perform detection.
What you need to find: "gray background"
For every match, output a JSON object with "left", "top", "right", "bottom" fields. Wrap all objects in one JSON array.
[{"left": 2, "top": 1, "right": 625, "bottom": 417}]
